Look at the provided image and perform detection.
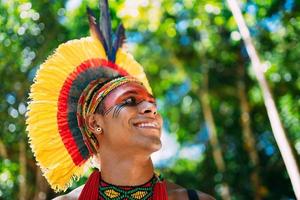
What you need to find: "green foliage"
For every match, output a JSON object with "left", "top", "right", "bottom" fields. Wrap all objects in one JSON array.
[{"left": 0, "top": 159, "right": 19, "bottom": 199}]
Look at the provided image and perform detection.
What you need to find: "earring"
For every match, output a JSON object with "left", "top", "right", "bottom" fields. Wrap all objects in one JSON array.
[{"left": 96, "top": 127, "right": 102, "bottom": 134}]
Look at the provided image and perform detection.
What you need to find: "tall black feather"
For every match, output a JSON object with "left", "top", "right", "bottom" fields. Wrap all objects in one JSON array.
[
  {"left": 87, "top": 7, "right": 108, "bottom": 54},
  {"left": 112, "top": 24, "right": 126, "bottom": 62},
  {"left": 99, "top": 0, "right": 113, "bottom": 60}
]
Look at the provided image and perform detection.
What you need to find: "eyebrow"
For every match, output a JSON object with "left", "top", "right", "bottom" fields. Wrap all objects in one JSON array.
[
  {"left": 122, "top": 90, "right": 138, "bottom": 96},
  {"left": 120, "top": 90, "right": 154, "bottom": 99}
]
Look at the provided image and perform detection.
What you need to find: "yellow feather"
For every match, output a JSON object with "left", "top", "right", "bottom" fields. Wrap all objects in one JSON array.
[
  {"left": 115, "top": 48, "right": 152, "bottom": 94},
  {"left": 45, "top": 162, "right": 86, "bottom": 191},
  {"left": 27, "top": 36, "right": 108, "bottom": 191},
  {"left": 27, "top": 36, "right": 152, "bottom": 192}
]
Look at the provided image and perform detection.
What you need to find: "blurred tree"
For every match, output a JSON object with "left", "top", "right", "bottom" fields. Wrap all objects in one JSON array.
[
  {"left": 227, "top": 0, "right": 300, "bottom": 198},
  {"left": 237, "top": 62, "right": 262, "bottom": 200},
  {"left": 0, "top": 0, "right": 67, "bottom": 199}
]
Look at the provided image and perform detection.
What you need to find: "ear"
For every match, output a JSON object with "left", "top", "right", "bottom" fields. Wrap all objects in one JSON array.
[{"left": 85, "top": 113, "right": 104, "bottom": 134}]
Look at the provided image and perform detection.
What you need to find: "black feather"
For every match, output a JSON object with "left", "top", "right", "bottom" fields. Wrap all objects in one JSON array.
[
  {"left": 112, "top": 24, "right": 126, "bottom": 62},
  {"left": 87, "top": 7, "right": 108, "bottom": 53},
  {"left": 99, "top": 0, "right": 113, "bottom": 58}
]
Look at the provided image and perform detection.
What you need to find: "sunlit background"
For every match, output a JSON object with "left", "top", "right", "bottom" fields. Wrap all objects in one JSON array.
[{"left": 1, "top": 0, "right": 300, "bottom": 199}]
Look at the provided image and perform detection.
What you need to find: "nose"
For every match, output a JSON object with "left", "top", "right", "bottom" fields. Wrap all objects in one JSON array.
[{"left": 138, "top": 101, "right": 157, "bottom": 116}]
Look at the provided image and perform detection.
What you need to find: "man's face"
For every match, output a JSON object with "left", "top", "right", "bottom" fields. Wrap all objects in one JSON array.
[{"left": 96, "top": 82, "right": 163, "bottom": 155}]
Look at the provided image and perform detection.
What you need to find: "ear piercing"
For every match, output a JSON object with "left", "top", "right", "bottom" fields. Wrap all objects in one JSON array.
[{"left": 96, "top": 127, "right": 103, "bottom": 134}]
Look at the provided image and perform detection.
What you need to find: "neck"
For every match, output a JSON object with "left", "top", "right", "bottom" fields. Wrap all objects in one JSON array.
[{"left": 99, "top": 151, "right": 154, "bottom": 186}]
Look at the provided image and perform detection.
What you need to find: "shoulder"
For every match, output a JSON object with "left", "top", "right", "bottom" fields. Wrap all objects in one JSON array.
[
  {"left": 166, "top": 181, "right": 215, "bottom": 200},
  {"left": 52, "top": 185, "right": 84, "bottom": 200}
]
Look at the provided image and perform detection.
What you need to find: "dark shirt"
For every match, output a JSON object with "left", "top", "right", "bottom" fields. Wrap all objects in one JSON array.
[{"left": 187, "top": 189, "right": 199, "bottom": 200}]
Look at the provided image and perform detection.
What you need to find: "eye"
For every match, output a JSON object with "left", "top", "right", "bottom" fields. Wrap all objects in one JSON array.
[{"left": 123, "top": 96, "right": 137, "bottom": 105}]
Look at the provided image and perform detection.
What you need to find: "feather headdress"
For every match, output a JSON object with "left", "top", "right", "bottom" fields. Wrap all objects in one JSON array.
[{"left": 26, "top": 0, "right": 151, "bottom": 191}]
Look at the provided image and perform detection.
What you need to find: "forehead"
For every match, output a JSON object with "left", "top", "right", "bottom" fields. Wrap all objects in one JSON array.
[{"left": 102, "top": 82, "right": 152, "bottom": 105}]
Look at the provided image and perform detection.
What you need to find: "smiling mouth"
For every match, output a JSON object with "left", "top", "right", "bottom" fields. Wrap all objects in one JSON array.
[{"left": 133, "top": 122, "right": 160, "bottom": 130}]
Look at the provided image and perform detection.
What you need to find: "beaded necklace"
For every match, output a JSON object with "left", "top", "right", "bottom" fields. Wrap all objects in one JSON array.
[
  {"left": 99, "top": 175, "right": 156, "bottom": 200},
  {"left": 78, "top": 170, "right": 168, "bottom": 200}
]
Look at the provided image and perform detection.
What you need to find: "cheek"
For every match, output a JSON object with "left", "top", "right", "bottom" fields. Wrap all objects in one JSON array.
[
  {"left": 118, "top": 107, "right": 136, "bottom": 127},
  {"left": 156, "top": 113, "right": 163, "bottom": 126},
  {"left": 107, "top": 107, "right": 136, "bottom": 130}
]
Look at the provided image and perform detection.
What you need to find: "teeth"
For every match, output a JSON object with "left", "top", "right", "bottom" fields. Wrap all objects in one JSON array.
[{"left": 136, "top": 122, "right": 158, "bottom": 128}]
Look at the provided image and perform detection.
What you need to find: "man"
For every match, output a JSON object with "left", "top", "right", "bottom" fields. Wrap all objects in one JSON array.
[
  {"left": 54, "top": 81, "right": 214, "bottom": 200},
  {"left": 26, "top": 0, "right": 214, "bottom": 199}
]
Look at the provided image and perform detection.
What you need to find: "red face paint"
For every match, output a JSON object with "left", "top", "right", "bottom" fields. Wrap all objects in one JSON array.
[{"left": 102, "top": 82, "right": 156, "bottom": 116}]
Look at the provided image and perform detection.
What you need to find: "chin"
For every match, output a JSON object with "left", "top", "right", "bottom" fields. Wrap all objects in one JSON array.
[
  {"left": 132, "top": 127, "right": 162, "bottom": 152},
  {"left": 145, "top": 137, "right": 162, "bottom": 153},
  {"left": 134, "top": 136, "right": 162, "bottom": 154},
  {"left": 150, "top": 142, "right": 162, "bottom": 152}
]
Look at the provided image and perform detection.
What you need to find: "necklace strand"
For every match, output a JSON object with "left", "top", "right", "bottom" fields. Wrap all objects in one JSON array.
[{"left": 99, "top": 175, "right": 157, "bottom": 200}]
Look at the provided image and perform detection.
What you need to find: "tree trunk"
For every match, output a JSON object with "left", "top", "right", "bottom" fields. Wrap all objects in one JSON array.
[
  {"left": 227, "top": 0, "right": 300, "bottom": 198},
  {"left": 33, "top": 168, "right": 50, "bottom": 200},
  {"left": 0, "top": 139, "right": 7, "bottom": 158},
  {"left": 198, "top": 71, "right": 231, "bottom": 200},
  {"left": 237, "top": 65, "right": 262, "bottom": 200},
  {"left": 19, "top": 140, "right": 27, "bottom": 200}
]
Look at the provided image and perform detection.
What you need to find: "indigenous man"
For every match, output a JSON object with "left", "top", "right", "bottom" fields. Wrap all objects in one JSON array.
[{"left": 26, "top": 0, "right": 215, "bottom": 199}]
